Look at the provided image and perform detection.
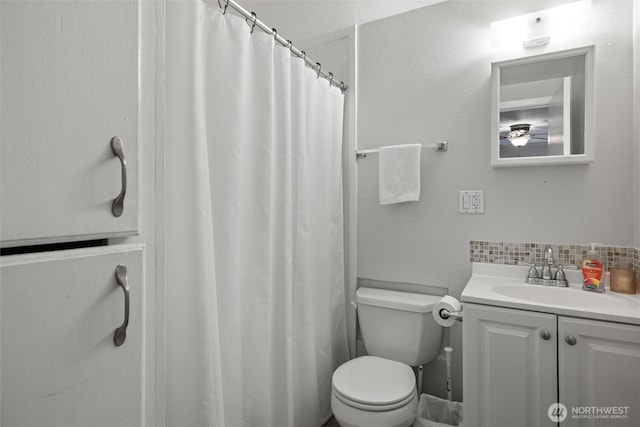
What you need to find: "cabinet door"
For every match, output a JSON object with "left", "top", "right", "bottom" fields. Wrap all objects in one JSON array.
[
  {"left": 464, "top": 304, "right": 557, "bottom": 427},
  {"left": 0, "top": 0, "right": 139, "bottom": 247},
  {"left": 1, "top": 245, "right": 144, "bottom": 426},
  {"left": 559, "top": 317, "right": 640, "bottom": 427}
]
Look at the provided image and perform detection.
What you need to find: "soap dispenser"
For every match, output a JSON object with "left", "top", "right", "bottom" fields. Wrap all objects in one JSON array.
[{"left": 582, "top": 243, "right": 606, "bottom": 293}]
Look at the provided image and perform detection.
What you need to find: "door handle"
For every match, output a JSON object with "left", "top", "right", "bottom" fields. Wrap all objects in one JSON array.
[
  {"left": 110, "top": 136, "right": 127, "bottom": 217},
  {"left": 565, "top": 335, "right": 577, "bottom": 345},
  {"left": 113, "top": 265, "right": 130, "bottom": 347},
  {"left": 540, "top": 330, "right": 552, "bottom": 340}
]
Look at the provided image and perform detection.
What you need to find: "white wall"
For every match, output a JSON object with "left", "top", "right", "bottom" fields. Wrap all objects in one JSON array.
[
  {"left": 635, "top": 0, "right": 640, "bottom": 248},
  {"left": 243, "top": 0, "right": 445, "bottom": 41},
  {"left": 142, "top": 1, "right": 166, "bottom": 423},
  {"left": 357, "top": 0, "right": 634, "bottom": 399},
  {"left": 165, "top": 1, "right": 205, "bottom": 425},
  {"left": 358, "top": 0, "right": 635, "bottom": 282}
]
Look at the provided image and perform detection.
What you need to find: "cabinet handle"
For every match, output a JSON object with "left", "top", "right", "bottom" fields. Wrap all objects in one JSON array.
[
  {"left": 540, "top": 330, "right": 552, "bottom": 340},
  {"left": 110, "top": 136, "right": 127, "bottom": 217},
  {"left": 113, "top": 265, "right": 130, "bottom": 347},
  {"left": 565, "top": 335, "right": 577, "bottom": 345}
]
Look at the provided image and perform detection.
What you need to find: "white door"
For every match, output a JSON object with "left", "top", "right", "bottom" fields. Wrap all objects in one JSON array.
[
  {"left": 559, "top": 317, "right": 640, "bottom": 427},
  {"left": 463, "top": 304, "right": 557, "bottom": 427},
  {"left": 1, "top": 245, "right": 145, "bottom": 427},
  {"left": 0, "top": 0, "right": 139, "bottom": 247}
]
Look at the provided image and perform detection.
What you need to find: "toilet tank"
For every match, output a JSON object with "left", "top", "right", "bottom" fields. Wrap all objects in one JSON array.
[{"left": 356, "top": 287, "right": 443, "bottom": 366}]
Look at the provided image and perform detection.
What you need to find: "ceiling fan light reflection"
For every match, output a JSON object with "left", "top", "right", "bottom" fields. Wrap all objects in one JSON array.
[{"left": 510, "top": 135, "right": 531, "bottom": 147}]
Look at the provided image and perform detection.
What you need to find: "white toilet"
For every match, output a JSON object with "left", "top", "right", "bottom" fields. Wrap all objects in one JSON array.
[{"left": 331, "top": 287, "right": 444, "bottom": 427}]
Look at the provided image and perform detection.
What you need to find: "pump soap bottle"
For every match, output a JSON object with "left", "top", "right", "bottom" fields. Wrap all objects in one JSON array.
[{"left": 582, "top": 243, "right": 606, "bottom": 293}]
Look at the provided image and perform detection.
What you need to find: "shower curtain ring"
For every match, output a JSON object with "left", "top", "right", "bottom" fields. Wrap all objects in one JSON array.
[
  {"left": 301, "top": 51, "right": 306, "bottom": 60},
  {"left": 286, "top": 40, "right": 293, "bottom": 52},
  {"left": 328, "top": 72, "right": 334, "bottom": 87},
  {"left": 315, "top": 62, "right": 322, "bottom": 78},
  {"left": 272, "top": 28, "right": 277, "bottom": 41},
  {"left": 247, "top": 12, "right": 257, "bottom": 34},
  {"left": 218, "top": 0, "right": 228, "bottom": 14}
]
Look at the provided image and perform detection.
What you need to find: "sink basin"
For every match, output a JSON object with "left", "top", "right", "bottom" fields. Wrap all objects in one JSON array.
[
  {"left": 493, "top": 285, "right": 638, "bottom": 309},
  {"left": 462, "top": 263, "right": 640, "bottom": 325}
]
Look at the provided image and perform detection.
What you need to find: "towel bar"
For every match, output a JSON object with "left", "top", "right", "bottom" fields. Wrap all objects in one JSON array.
[{"left": 355, "top": 142, "right": 448, "bottom": 159}]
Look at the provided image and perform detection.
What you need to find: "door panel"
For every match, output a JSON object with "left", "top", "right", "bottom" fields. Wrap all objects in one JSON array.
[
  {"left": 0, "top": 0, "right": 139, "bottom": 247},
  {"left": 464, "top": 304, "right": 557, "bottom": 427},
  {"left": 559, "top": 317, "right": 640, "bottom": 427},
  {"left": 1, "top": 245, "right": 144, "bottom": 427}
]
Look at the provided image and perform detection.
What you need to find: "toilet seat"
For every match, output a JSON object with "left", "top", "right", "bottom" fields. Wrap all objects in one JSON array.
[{"left": 332, "top": 356, "right": 416, "bottom": 412}]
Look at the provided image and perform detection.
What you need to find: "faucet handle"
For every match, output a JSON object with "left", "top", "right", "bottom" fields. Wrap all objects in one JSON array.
[
  {"left": 555, "top": 265, "right": 566, "bottom": 281},
  {"left": 527, "top": 265, "right": 540, "bottom": 280}
]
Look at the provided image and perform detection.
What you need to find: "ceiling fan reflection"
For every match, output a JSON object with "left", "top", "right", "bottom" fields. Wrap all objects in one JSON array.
[{"left": 499, "top": 123, "right": 547, "bottom": 147}]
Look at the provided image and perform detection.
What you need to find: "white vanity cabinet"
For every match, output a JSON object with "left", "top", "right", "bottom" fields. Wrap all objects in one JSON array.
[
  {"left": 0, "top": 245, "right": 146, "bottom": 427},
  {"left": 559, "top": 317, "right": 640, "bottom": 427},
  {"left": 464, "top": 303, "right": 640, "bottom": 427},
  {"left": 464, "top": 304, "right": 558, "bottom": 427},
  {"left": 0, "top": 0, "right": 139, "bottom": 247}
]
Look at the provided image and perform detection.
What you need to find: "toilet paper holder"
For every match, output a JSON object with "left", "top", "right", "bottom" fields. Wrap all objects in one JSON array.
[{"left": 438, "top": 308, "right": 463, "bottom": 322}]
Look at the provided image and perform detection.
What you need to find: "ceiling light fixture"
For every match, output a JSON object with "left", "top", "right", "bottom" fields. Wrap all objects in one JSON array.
[
  {"left": 509, "top": 134, "right": 531, "bottom": 147},
  {"left": 490, "top": 0, "right": 591, "bottom": 49},
  {"left": 505, "top": 123, "right": 533, "bottom": 147}
]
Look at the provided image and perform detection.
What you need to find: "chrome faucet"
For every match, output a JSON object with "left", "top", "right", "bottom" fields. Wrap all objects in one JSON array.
[
  {"left": 525, "top": 245, "right": 568, "bottom": 287},
  {"left": 541, "top": 245, "right": 554, "bottom": 279},
  {"left": 544, "top": 245, "right": 555, "bottom": 265}
]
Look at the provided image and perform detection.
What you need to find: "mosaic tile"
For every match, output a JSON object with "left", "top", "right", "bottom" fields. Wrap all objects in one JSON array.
[{"left": 470, "top": 241, "right": 639, "bottom": 289}]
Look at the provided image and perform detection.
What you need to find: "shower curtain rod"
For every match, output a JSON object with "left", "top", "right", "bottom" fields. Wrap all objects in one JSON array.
[{"left": 209, "top": 0, "right": 348, "bottom": 92}]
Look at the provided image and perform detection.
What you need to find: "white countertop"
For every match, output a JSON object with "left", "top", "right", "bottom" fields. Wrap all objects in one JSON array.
[{"left": 461, "top": 263, "right": 640, "bottom": 325}]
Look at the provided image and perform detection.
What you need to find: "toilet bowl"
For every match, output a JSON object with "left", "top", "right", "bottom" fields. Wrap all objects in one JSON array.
[
  {"left": 331, "top": 356, "right": 418, "bottom": 427},
  {"left": 330, "top": 287, "right": 444, "bottom": 427}
]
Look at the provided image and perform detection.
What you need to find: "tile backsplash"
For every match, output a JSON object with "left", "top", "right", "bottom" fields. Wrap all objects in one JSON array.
[{"left": 470, "top": 241, "right": 640, "bottom": 276}]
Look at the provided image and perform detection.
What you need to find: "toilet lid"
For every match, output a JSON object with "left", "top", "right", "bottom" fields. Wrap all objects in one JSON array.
[{"left": 332, "top": 356, "right": 416, "bottom": 407}]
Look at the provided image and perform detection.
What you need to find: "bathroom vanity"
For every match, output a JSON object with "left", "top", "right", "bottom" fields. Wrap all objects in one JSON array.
[{"left": 462, "top": 263, "right": 640, "bottom": 427}]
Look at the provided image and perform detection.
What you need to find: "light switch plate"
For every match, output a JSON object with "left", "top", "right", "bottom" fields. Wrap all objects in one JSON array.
[{"left": 459, "top": 190, "right": 484, "bottom": 213}]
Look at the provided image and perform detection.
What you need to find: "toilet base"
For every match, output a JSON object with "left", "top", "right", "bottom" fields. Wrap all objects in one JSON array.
[{"left": 331, "top": 391, "right": 418, "bottom": 427}]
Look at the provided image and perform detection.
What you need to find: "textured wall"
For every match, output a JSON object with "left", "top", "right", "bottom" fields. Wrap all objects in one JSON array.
[
  {"left": 357, "top": 0, "right": 635, "bottom": 290},
  {"left": 357, "top": 0, "right": 635, "bottom": 400},
  {"left": 242, "top": 0, "right": 445, "bottom": 41},
  {"left": 635, "top": 0, "right": 640, "bottom": 248}
]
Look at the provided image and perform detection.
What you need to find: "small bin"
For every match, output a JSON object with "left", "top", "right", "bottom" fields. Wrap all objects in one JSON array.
[{"left": 413, "top": 394, "right": 463, "bottom": 427}]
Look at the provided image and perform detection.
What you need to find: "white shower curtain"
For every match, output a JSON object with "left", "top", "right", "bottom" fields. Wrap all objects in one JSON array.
[{"left": 166, "top": 2, "right": 349, "bottom": 426}]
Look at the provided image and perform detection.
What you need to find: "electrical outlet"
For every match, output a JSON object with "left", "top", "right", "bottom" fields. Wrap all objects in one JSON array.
[
  {"left": 471, "top": 193, "right": 481, "bottom": 210},
  {"left": 459, "top": 190, "right": 484, "bottom": 213}
]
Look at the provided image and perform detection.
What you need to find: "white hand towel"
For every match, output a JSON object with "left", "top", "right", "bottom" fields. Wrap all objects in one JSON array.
[{"left": 378, "top": 144, "right": 421, "bottom": 205}]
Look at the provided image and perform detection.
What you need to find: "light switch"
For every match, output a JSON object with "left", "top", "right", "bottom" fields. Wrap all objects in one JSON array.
[{"left": 462, "top": 194, "right": 470, "bottom": 209}]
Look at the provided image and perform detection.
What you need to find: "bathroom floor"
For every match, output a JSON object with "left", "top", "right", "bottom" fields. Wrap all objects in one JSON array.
[{"left": 322, "top": 415, "right": 340, "bottom": 427}]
